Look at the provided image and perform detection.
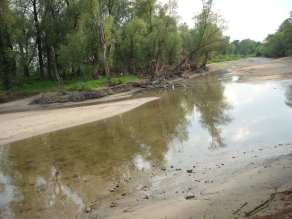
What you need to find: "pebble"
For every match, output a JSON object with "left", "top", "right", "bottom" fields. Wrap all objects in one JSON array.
[{"left": 86, "top": 207, "right": 90, "bottom": 212}]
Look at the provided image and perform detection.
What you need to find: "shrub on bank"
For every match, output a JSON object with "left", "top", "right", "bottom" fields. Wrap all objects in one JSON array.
[{"left": 0, "top": 75, "right": 140, "bottom": 94}]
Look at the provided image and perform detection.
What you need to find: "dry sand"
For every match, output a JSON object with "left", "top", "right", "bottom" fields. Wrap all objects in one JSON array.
[{"left": 231, "top": 57, "right": 292, "bottom": 83}]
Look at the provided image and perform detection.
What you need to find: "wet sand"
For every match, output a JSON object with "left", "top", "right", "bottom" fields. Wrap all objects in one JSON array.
[
  {"left": 0, "top": 97, "right": 159, "bottom": 146},
  {"left": 0, "top": 57, "right": 292, "bottom": 218},
  {"left": 94, "top": 142, "right": 292, "bottom": 219},
  {"left": 231, "top": 57, "right": 292, "bottom": 83}
]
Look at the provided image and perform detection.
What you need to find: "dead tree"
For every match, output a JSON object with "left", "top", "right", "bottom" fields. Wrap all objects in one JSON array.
[{"left": 151, "top": 59, "right": 159, "bottom": 78}]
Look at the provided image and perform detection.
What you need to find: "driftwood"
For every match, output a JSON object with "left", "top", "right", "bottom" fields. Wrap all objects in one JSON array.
[
  {"left": 245, "top": 192, "right": 276, "bottom": 217},
  {"left": 244, "top": 190, "right": 292, "bottom": 217},
  {"left": 233, "top": 201, "right": 247, "bottom": 215},
  {"left": 39, "top": 95, "right": 51, "bottom": 104}
]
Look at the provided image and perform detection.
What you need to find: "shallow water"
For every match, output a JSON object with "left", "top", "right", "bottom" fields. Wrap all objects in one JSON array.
[{"left": 0, "top": 68, "right": 292, "bottom": 218}]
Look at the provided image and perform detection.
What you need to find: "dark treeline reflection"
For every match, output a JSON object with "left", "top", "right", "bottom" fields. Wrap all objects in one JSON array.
[
  {"left": 285, "top": 84, "right": 292, "bottom": 107},
  {"left": 0, "top": 72, "right": 233, "bottom": 218}
]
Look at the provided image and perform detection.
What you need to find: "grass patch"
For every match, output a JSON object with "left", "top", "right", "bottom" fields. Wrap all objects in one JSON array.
[
  {"left": 244, "top": 54, "right": 256, "bottom": 57},
  {"left": 208, "top": 55, "right": 242, "bottom": 63},
  {"left": 1, "top": 74, "right": 141, "bottom": 94}
]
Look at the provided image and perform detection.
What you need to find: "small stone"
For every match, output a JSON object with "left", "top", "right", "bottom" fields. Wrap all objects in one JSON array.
[
  {"left": 73, "top": 174, "right": 79, "bottom": 178},
  {"left": 152, "top": 165, "right": 156, "bottom": 167},
  {"left": 144, "top": 195, "right": 149, "bottom": 199},
  {"left": 185, "top": 193, "right": 195, "bottom": 199},
  {"left": 187, "top": 169, "right": 193, "bottom": 173},
  {"left": 170, "top": 166, "right": 174, "bottom": 168},
  {"left": 175, "top": 190, "right": 179, "bottom": 194},
  {"left": 110, "top": 204, "right": 117, "bottom": 207},
  {"left": 161, "top": 167, "right": 166, "bottom": 171},
  {"left": 121, "top": 193, "right": 126, "bottom": 196},
  {"left": 86, "top": 207, "right": 90, "bottom": 212},
  {"left": 175, "top": 168, "right": 181, "bottom": 171}
]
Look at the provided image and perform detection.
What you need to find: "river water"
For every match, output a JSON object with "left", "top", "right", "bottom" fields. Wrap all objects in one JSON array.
[{"left": 0, "top": 65, "right": 292, "bottom": 218}]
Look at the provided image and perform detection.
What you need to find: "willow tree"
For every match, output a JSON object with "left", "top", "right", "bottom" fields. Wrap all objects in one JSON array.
[
  {"left": 0, "top": 0, "right": 16, "bottom": 89},
  {"left": 91, "top": 0, "right": 114, "bottom": 86},
  {"left": 178, "top": 0, "right": 228, "bottom": 69}
]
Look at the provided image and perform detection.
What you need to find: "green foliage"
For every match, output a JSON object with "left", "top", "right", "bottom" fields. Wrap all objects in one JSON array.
[
  {"left": 2, "top": 75, "right": 140, "bottom": 94},
  {"left": 256, "top": 12, "right": 292, "bottom": 57},
  {"left": 244, "top": 54, "right": 256, "bottom": 57},
  {"left": 208, "top": 54, "right": 242, "bottom": 63}
]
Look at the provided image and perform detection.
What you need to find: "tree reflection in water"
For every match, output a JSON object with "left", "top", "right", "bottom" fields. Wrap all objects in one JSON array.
[
  {"left": 0, "top": 71, "right": 234, "bottom": 218},
  {"left": 183, "top": 71, "right": 233, "bottom": 150},
  {"left": 285, "top": 84, "right": 292, "bottom": 108}
]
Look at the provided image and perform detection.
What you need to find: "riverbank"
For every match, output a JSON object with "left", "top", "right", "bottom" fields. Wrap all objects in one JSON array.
[
  {"left": 91, "top": 141, "right": 292, "bottom": 219},
  {"left": 231, "top": 57, "right": 292, "bottom": 83}
]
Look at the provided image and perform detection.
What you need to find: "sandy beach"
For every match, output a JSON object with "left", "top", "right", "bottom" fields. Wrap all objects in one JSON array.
[{"left": 0, "top": 97, "right": 159, "bottom": 145}]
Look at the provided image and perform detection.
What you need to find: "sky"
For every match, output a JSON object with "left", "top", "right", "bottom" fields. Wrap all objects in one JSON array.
[{"left": 160, "top": 0, "right": 292, "bottom": 42}]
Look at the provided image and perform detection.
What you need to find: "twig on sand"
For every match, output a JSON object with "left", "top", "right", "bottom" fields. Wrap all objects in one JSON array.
[
  {"left": 245, "top": 192, "right": 276, "bottom": 217},
  {"left": 233, "top": 201, "right": 247, "bottom": 215}
]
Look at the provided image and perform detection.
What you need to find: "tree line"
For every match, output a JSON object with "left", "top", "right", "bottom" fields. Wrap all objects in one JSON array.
[
  {"left": 0, "top": 0, "right": 290, "bottom": 91},
  {"left": 256, "top": 12, "right": 292, "bottom": 57}
]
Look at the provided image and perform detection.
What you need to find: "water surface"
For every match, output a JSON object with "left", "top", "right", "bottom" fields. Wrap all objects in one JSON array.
[{"left": 0, "top": 68, "right": 292, "bottom": 218}]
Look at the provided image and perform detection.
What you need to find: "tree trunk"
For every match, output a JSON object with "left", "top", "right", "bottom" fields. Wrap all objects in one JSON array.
[
  {"left": 72, "top": 66, "right": 76, "bottom": 78},
  {"left": 95, "top": 0, "right": 114, "bottom": 86},
  {"left": 46, "top": 33, "right": 53, "bottom": 81},
  {"left": 24, "top": 64, "right": 30, "bottom": 77},
  {"left": 33, "top": 0, "right": 45, "bottom": 81},
  {"left": 62, "top": 70, "right": 66, "bottom": 80},
  {"left": 0, "top": 28, "right": 11, "bottom": 89},
  {"left": 51, "top": 46, "right": 67, "bottom": 95},
  {"left": 77, "top": 66, "right": 81, "bottom": 77}
]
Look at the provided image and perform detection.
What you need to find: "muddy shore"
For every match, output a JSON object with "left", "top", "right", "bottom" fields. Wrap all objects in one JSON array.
[{"left": 0, "top": 57, "right": 292, "bottom": 219}]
